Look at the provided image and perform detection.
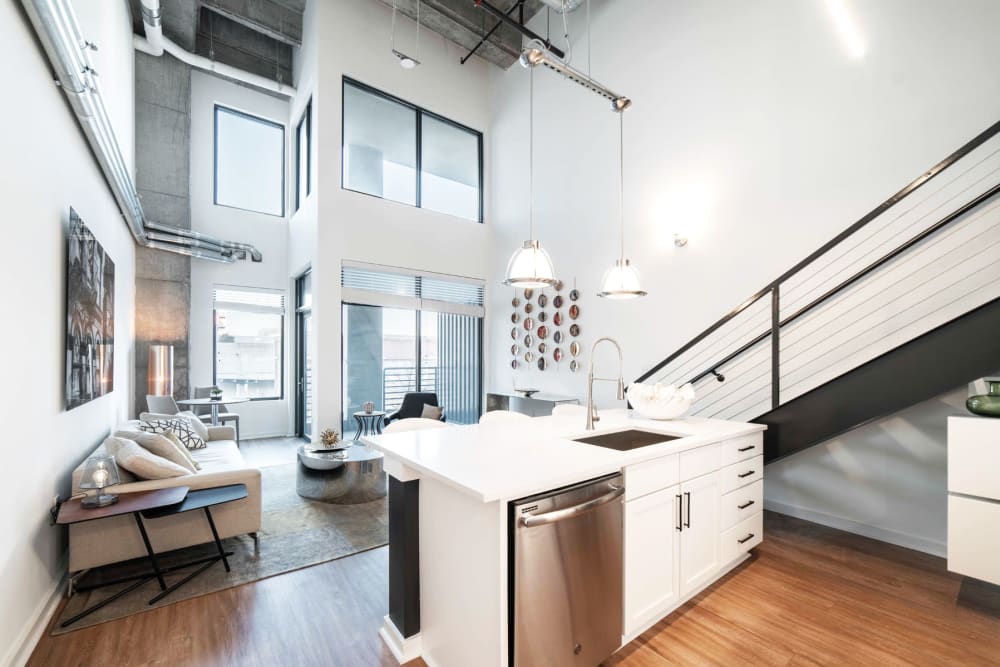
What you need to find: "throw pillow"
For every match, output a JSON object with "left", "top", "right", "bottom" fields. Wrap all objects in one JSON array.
[
  {"left": 139, "top": 418, "right": 206, "bottom": 450},
  {"left": 114, "top": 430, "right": 198, "bottom": 473},
  {"left": 178, "top": 410, "right": 210, "bottom": 441},
  {"left": 420, "top": 404, "right": 443, "bottom": 420},
  {"left": 163, "top": 431, "right": 201, "bottom": 470},
  {"left": 103, "top": 436, "right": 191, "bottom": 480}
]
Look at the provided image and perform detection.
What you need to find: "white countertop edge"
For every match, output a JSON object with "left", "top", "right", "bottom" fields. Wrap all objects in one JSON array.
[{"left": 365, "top": 412, "right": 767, "bottom": 503}]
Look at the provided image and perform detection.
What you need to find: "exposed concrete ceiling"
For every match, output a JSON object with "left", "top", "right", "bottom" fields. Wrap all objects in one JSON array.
[
  {"left": 376, "top": 0, "right": 549, "bottom": 69},
  {"left": 129, "top": 0, "right": 303, "bottom": 84}
]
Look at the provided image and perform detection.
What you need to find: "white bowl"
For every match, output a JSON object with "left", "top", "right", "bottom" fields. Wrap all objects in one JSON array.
[{"left": 627, "top": 383, "right": 694, "bottom": 420}]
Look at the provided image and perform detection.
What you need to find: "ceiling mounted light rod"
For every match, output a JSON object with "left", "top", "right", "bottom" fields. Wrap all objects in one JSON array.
[
  {"left": 520, "top": 42, "right": 630, "bottom": 112},
  {"left": 391, "top": 0, "right": 421, "bottom": 68},
  {"left": 599, "top": 109, "right": 647, "bottom": 299},
  {"left": 503, "top": 66, "right": 557, "bottom": 289},
  {"left": 475, "top": 0, "right": 566, "bottom": 60}
]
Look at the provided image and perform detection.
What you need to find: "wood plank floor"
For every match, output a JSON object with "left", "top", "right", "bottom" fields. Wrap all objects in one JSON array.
[{"left": 29, "top": 512, "right": 1000, "bottom": 667}]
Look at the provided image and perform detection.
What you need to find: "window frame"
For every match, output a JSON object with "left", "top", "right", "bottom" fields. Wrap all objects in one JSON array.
[
  {"left": 213, "top": 104, "right": 287, "bottom": 218},
  {"left": 341, "top": 76, "right": 484, "bottom": 224},
  {"left": 295, "top": 98, "right": 312, "bottom": 212},
  {"left": 212, "top": 289, "right": 286, "bottom": 402}
]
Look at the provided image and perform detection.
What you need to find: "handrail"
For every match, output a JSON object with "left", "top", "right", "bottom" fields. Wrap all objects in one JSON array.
[{"left": 637, "top": 118, "right": 1000, "bottom": 386}]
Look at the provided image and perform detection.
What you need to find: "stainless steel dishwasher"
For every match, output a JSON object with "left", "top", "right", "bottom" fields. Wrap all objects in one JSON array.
[{"left": 511, "top": 473, "right": 624, "bottom": 667}]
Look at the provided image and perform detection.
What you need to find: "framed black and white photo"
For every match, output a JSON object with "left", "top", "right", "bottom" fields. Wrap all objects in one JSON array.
[{"left": 65, "top": 208, "right": 115, "bottom": 409}]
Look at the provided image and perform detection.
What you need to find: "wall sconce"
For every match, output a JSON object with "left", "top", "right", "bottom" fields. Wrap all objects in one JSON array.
[
  {"left": 148, "top": 344, "right": 174, "bottom": 396},
  {"left": 673, "top": 233, "right": 689, "bottom": 247}
]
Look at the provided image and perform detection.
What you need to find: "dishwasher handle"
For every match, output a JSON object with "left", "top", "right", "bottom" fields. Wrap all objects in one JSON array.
[{"left": 520, "top": 485, "right": 625, "bottom": 528}]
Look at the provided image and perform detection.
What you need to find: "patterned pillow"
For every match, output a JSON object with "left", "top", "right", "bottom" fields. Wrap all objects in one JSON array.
[{"left": 139, "top": 418, "right": 207, "bottom": 450}]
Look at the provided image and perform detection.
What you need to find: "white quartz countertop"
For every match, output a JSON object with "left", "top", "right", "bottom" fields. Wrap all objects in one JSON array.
[{"left": 363, "top": 410, "right": 766, "bottom": 503}]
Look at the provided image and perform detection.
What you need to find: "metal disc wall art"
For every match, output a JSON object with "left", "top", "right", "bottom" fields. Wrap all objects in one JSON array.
[
  {"left": 524, "top": 288, "right": 534, "bottom": 300},
  {"left": 524, "top": 334, "right": 533, "bottom": 347},
  {"left": 538, "top": 294, "right": 548, "bottom": 307},
  {"left": 511, "top": 359, "right": 518, "bottom": 369},
  {"left": 537, "top": 325, "right": 549, "bottom": 339},
  {"left": 553, "top": 330, "right": 563, "bottom": 344},
  {"left": 570, "top": 341, "right": 581, "bottom": 356},
  {"left": 553, "top": 312, "right": 563, "bottom": 326},
  {"left": 511, "top": 312, "right": 520, "bottom": 323},
  {"left": 553, "top": 295, "right": 564, "bottom": 308},
  {"left": 511, "top": 344, "right": 520, "bottom": 356},
  {"left": 511, "top": 328, "right": 518, "bottom": 339},
  {"left": 525, "top": 302, "right": 534, "bottom": 314},
  {"left": 569, "top": 359, "right": 579, "bottom": 372},
  {"left": 569, "top": 288, "right": 580, "bottom": 301},
  {"left": 538, "top": 311, "right": 547, "bottom": 322},
  {"left": 537, "top": 357, "right": 547, "bottom": 371},
  {"left": 512, "top": 297, "right": 520, "bottom": 307},
  {"left": 553, "top": 348, "right": 563, "bottom": 362},
  {"left": 524, "top": 351, "right": 534, "bottom": 363},
  {"left": 538, "top": 342, "right": 547, "bottom": 354},
  {"left": 569, "top": 304, "right": 580, "bottom": 320},
  {"left": 523, "top": 317, "right": 534, "bottom": 330},
  {"left": 570, "top": 323, "right": 580, "bottom": 337},
  {"left": 554, "top": 280, "right": 564, "bottom": 291}
]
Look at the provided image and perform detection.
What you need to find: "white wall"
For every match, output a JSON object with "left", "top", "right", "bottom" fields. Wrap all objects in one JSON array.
[
  {"left": 0, "top": 1, "right": 136, "bottom": 664},
  {"left": 189, "top": 71, "right": 292, "bottom": 438},
  {"left": 765, "top": 386, "right": 970, "bottom": 557},
  {"left": 487, "top": 0, "right": 1000, "bottom": 407},
  {"left": 309, "top": 0, "right": 494, "bottom": 436}
]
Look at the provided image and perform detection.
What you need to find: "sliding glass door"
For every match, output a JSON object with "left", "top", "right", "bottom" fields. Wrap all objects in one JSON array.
[{"left": 342, "top": 304, "right": 481, "bottom": 434}]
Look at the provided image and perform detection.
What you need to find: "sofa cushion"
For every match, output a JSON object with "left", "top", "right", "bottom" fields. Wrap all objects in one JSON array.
[
  {"left": 178, "top": 410, "right": 210, "bottom": 440},
  {"left": 104, "top": 436, "right": 192, "bottom": 480},
  {"left": 139, "top": 418, "right": 206, "bottom": 450},
  {"left": 190, "top": 440, "right": 244, "bottom": 471},
  {"left": 114, "top": 429, "right": 197, "bottom": 473},
  {"left": 163, "top": 432, "right": 201, "bottom": 470},
  {"left": 421, "top": 404, "right": 444, "bottom": 420}
]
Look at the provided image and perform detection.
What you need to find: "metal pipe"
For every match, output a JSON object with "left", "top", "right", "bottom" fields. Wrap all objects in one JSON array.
[
  {"left": 461, "top": 0, "right": 521, "bottom": 65},
  {"left": 521, "top": 44, "right": 631, "bottom": 111},
  {"left": 474, "top": 0, "right": 565, "bottom": 60},
  {"left": 20, "top": 0, "right": 264, "bottom": 263}
]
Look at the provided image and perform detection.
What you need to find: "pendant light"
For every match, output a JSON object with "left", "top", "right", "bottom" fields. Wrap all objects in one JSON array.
[
  {"left": 503, "top": 66, "right": 557, "bottom": 288},
  {"left": 598, "top": 110, "right": 647, "bottom": 299},
  {"left": 391, "top": 0, "right": 420, "bottom": 69}
]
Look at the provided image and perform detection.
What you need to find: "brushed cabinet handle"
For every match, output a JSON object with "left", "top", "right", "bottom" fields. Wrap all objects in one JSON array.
[
  {"left": 738, "top": 470, "right": 755, "bottom": 478},
  {"left": 683, "top": 491, "right": 691, "bottom": 528},
  {"left": 737, "top": 445, "right": 755, "bottom": 452},
  {"left": 738, "top": 533, "right": 755, "bottom": 544},
  {"left": 737, "top": 500, "right": 755, "bottom": 510},
  {"left": 676, "top": 494, "right": 683, "bottom": 532}
]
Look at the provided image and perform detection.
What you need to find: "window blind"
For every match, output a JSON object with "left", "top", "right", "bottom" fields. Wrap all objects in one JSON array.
[
  {"left": 340, "top": 262, "right": 484, "bottom": 317},
  {"left": 214, "top": 286, "right": 286, "bottom": 315}
]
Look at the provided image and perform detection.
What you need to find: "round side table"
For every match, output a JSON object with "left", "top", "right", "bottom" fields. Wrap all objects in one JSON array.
[{"left": 353, "top": 410, "right": 386, "bottom": 440}]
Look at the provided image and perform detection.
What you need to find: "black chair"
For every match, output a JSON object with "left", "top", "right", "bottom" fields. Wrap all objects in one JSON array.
[{"left": 385, "top": 392, "right": 446, "bottom": 424}]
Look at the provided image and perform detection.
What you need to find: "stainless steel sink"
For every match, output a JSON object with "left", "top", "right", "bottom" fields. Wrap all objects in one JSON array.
[{"left": 572, "top": 429, "right": 681, "bottom": 451}]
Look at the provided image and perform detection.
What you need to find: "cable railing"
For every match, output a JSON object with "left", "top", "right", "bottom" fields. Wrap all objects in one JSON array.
[
  {"left": 637, "top": 119, "right": 1000, "bottom": 423},
  {"left": 382, "top": 366, "right": 439, "bottom": 413}
]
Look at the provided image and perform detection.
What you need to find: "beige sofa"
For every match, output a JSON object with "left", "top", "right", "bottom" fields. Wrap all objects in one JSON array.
[{"left": 69, "top": 420, "right": 262, "bottom": 572}]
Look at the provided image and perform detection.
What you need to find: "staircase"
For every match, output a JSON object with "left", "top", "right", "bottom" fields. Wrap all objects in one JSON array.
[{"left": 636, "top": 120, "right": 1000, "bottom": 464}]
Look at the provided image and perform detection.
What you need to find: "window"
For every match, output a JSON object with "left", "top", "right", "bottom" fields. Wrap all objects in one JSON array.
[
  {"left": 295, "top": 99, "right": 312, "bottom": 211},
  {"left": 341, "top": 262, "right": 483, "bottom": 432},
  {"left": 214, "top": 105, "right": 285, "bottom": 217},
  {"left": 342, "top": 78, "right": 483, "bottom": 222},
  {"left": 213, "top": 286, "right": 285, "bottom": 400}
]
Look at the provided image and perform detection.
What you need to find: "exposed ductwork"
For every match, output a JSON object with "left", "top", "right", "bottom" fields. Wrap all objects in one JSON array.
[
  {"left": 21, "top": 0, "right": 262, "bottom": 263},
  {"left": 135, "top": 0, "right": 296, "bottom": 98}
]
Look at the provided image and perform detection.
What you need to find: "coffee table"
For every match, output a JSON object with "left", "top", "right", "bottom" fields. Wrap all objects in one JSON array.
[{"left": 296, "top": 442, "right": 387, "bottom": 504}]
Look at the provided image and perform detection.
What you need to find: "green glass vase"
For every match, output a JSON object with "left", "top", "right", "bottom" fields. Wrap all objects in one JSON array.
[{"left": 966, "top": 380, "right": 1000, "bottom": 418}]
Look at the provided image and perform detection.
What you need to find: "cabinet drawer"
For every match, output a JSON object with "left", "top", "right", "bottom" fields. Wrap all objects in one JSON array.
[
  {"left": 721, "top": 433, "right": 763, "bottom": 467},
  {"left": 624, "top": 454, "right": 679, "bottom": 501},
  {"left": 719, "top": 456, "right": 763, "bottom": 494},
  {"left": 720, "top": 479, "right": 763, "bottom": 530},
  {"left": 948, "top": 494, "right": 1000, "bottom": 586},
  {"left": 949, "top": 417, "right": 1000, "bottom": 500},
  {"left": 679, "top": 443, "right": 721, "bottom": 482},
  {"left": 721, "top": 511, "right": 763, "bottom": 564}
]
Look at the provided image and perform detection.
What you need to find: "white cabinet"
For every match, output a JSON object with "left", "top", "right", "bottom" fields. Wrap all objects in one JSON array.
[
  {"left": 947, "top": 416, "right": 1000, "bottom": 585},
  {"left": 623, "top": 487, "right": 681, "bottom": 636},
  {"left": 679, "top": 472, "right": 720, "bottom": 596}
]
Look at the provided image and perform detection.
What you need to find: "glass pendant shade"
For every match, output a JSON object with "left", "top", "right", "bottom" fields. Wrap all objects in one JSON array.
[
  {"left": 503, "top": 240, "right": 557, "bottom": 288},
  {"left": 598, "top": 258, "right": 647, "bottom": 299}
]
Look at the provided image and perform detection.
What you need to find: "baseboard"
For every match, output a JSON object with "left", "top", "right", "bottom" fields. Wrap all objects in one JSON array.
[
  {"left": 764, "top": 500, "right": 947, "bottom": 558},
  {"left": 4, "top": 568, "right": 66, "bottom": 667},
  {"left": 379, "top": 615, "right": 422, "bottom": 665}
]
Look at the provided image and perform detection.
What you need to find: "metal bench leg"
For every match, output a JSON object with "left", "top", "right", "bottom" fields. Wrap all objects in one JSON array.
[
  {"left": 204, "top": 507, "right": 231, "bottom": 572},
  {"left": 134, "top": 513, "right": 167, "bottom": 590}
]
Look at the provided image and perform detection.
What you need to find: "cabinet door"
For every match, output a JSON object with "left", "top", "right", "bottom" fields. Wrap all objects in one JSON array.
[
  {"left": 624, "top": 486, "right": 680, "bottom": 637},
  {"left": 679, "top": 472, "right": 720, "bottom": 597}
]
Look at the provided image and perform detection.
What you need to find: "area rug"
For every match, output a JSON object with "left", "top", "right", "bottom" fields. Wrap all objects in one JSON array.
[{"left": 52, "top": 463, "right": 388, "bottom": 634}]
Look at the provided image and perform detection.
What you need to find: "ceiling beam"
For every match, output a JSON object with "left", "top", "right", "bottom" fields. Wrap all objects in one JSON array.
[{"left": 202, "top": 0, "right": 303, "bottom": 47}]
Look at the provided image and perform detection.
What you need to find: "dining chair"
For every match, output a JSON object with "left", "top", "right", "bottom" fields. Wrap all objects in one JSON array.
[
  {"left": 146, "top": 395, "right": 180, "bottom": 415},
  {"left": 383, "top": 418, "right": 450, "bottom": 434},
  {"left": 192, "top": 386, "right": 241, "bottom": 445}
]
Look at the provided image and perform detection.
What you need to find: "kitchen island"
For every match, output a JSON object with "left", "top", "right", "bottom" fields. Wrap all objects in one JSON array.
[{"left": 364, "top": 409, "right": 766, "bottom": 667}]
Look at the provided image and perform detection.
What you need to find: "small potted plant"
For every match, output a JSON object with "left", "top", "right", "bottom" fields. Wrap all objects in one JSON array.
[{"left": 209, "top": 386, "right": 223, "bottom": 401}]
